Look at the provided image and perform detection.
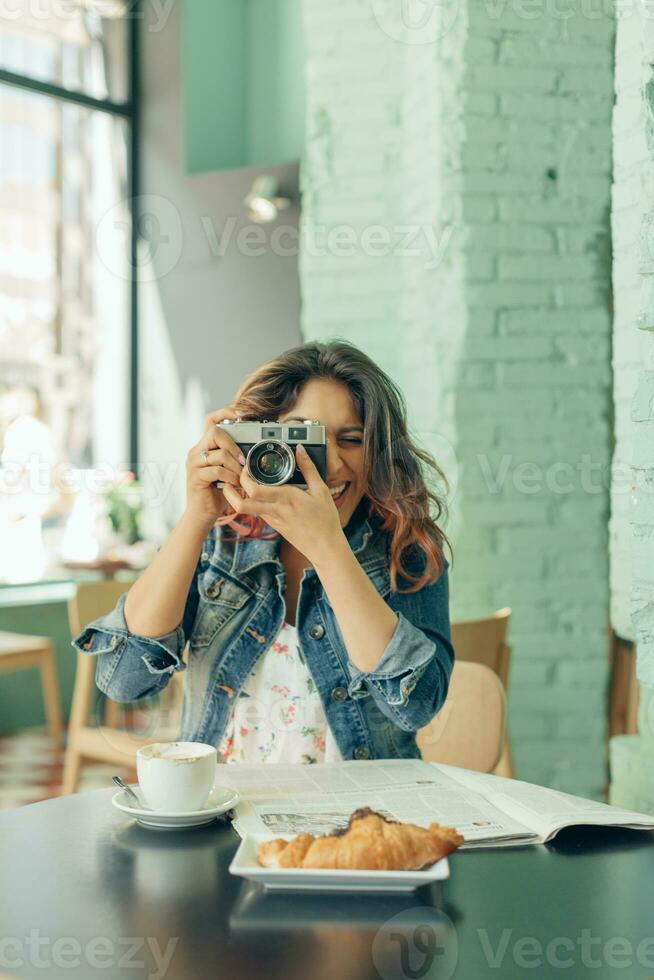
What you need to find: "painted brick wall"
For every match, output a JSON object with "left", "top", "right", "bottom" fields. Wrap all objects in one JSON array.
[
  {"left": 610, "top": 4, "right": 645, "bottom": 644},
  {"left": 609, "top": 0, "right": 654, "bottom": 812},
  {"left": 300, "top": 0, "right": 614, "bottom": 797},
  {"left": 453, "top": 5, "right": 614, "bottom": 800}
]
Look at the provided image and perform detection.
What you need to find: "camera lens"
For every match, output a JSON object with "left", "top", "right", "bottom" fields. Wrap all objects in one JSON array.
[
  {"left": 246, "top": 440, "right": 295, "bottom": 486},
  {"left": 258, "top": 450, "right": 284, "bottom": 477}
]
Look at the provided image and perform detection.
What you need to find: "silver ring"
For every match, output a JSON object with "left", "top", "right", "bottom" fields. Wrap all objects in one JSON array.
[{"left": 199, "top": 450, "right": 210, "bottom": 463}]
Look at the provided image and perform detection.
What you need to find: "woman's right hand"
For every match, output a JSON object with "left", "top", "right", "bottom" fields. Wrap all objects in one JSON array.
[{"left": 184, "top": 408, "right": 246, "bottom": 528}]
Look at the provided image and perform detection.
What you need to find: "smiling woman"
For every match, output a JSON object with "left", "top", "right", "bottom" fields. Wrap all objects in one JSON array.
[{"left": 72, "top": 340, "right": 455, "bottom": 765}]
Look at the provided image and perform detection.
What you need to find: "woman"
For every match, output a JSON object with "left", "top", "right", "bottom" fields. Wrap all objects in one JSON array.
[{"left": 73, "top": 341, "right": 454, "bottom": 762}]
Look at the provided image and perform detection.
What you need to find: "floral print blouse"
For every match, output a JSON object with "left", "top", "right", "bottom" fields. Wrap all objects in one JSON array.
[{"left": 219, "top": 621, "right": 342, "bottom": 764}]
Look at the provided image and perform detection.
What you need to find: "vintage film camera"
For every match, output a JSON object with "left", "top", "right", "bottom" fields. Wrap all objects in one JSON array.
[{"left": 216, "top": 419, "right": 327, "bottom": 488}]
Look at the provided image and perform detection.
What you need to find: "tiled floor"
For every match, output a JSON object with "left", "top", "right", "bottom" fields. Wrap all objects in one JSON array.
[{"left": 0, "top": 727, "right": 136, "bottom": 810}]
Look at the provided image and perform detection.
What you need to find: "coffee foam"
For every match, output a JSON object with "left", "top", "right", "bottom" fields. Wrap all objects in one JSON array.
[{"left": 140, "top": 742, "right": 215, "bottom": 764}]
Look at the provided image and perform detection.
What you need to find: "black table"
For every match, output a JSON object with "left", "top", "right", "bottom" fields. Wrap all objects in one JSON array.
[{"left": 1, "top": 788, "right": 654, "bottom": 980}]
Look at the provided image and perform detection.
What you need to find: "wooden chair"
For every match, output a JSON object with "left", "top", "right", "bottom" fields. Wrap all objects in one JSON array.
[
  {"left": 0, "top": 631, "right": 63, "bottom": 746},
  {"left": 417, "top": 661, "right": 506, "bottom": 772},
  {"left": 450, "top": 607, "right": 514, "bottom": 777},
  {"left": 62, "top": 581, "right": 184, "bottom": 795},
  {"left": 608, "top": 630, "right": 639, "bottom": 738}
]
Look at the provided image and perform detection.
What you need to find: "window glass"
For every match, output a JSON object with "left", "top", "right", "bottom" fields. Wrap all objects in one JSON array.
[{"left": 0, "top": 0, "right": 129, "bottom": 104}]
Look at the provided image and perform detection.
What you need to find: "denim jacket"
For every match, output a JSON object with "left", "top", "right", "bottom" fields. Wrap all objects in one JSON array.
[{"left": 71, "top": 506, "right": 454, "bottom": 761}]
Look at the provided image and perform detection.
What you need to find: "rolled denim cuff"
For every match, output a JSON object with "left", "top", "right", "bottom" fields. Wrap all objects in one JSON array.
[
  {"left": 71, "top": 592, "right": 186, "bottom": 676},
  {"left": 345, "top": 612, "right": 445, "bottom": 707}
]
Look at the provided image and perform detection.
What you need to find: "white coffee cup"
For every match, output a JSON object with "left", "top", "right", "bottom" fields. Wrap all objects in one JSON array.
[{"left": 136, "top": 741, "right": 217, "bottom": 812}]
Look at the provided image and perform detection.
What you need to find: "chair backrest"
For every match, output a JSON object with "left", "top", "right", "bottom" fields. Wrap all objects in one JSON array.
[
  {"left": 451, "top": 607, "right": 511, "bottom": 687},
  {"left": 66, "top": 581, "right": 131, "bottom": 732},
  {"left": 417, "top": 661, "right": 506, "bottom": 772},
  {"left": 67, "top": 580, "right": 130, "bottom": 639}
]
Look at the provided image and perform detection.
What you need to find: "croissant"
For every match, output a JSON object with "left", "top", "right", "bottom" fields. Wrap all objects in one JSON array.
[{"left": 257, "top": 807, "right": 464, "bottom": 870}]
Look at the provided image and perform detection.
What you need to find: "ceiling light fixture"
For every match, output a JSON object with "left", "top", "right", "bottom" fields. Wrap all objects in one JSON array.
[{"left": 243, "top": 176, "right": 291, "bottom": 224}]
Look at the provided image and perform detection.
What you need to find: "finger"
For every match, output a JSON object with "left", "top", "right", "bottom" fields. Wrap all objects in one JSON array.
[
  {"left": 294, "top": 444, "right": 324, "bottom": 493},
  {"left": 206, "top": 465, "right": 242, "bottom": 488},
  {"left": 195, "top": 448, "right": 243, "bottom": 480},
  {"left": 223, "top": 484, "right": 279, "bottom": 517},
  {"left": 203, "top": 407, "right": 240, "bottom": 430},
  {"left": 239, "top": 467, "right": 291, "bottom": 503},
  {"left": 193, "top": 464, "right": 238, "bottom": 487},
  {"left": 197, "top": 426, "right": 246, "bottom": 465}
]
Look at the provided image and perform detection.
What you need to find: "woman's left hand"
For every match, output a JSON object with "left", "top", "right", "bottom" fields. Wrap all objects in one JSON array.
[{"left": 221, "top": 445, "right": 344, "bottom": 562}]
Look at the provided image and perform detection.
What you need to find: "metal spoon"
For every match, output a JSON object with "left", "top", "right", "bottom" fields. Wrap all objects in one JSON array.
[{"left": 112, "top": 775, "right": 145, "bottom": 808}]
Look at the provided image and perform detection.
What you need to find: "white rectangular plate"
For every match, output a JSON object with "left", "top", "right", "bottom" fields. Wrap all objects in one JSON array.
[{"left": 229, "top": 835, "right": 450, "bottom": 892}]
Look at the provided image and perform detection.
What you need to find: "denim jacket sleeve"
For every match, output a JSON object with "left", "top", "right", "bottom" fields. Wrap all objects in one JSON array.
[
  {"left": 345, "top": 556, "right": 454, "bottom": 732},
  {"left": 70, "top": 560, "right": 201, "bottom": 703}
]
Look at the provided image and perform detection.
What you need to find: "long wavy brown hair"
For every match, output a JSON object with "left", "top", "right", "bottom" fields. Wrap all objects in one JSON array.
[{"left": 218, "top": 340, "right": 450, "bottom": 593}]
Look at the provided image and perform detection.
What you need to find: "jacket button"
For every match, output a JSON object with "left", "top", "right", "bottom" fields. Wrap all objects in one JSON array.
[
  {"left": 354, "top": 745, "right": 371, "bottom": 760},
  {"left": 309, "top": 624, "right": 325, "bottom": 640},
  {"left": 331, "top": 686, "right": 348, "bottom": 702}
]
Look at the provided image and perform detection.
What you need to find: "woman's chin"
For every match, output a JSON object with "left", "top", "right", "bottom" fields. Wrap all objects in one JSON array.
[{"left": 337, "top": 492, "right": 363, "bottom": 528}]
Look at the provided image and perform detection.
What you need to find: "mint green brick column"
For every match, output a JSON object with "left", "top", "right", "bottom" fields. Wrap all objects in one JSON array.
[
  {"left": 453, "top": 5, "right": 614, "bottom": 800},
  {"left": 610, "top": 0, "right": 643, "bottom": 644},
  {"left": 300, "top": 0, "right": 614, "bottom": 797},
  {"left": 609, "top": 6, "right": 654, "bottom": 813}
]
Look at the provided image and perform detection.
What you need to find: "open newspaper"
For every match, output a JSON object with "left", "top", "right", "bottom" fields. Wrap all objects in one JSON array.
[{"left": 217, "top": 759, "right": 654, "bottom": 849}]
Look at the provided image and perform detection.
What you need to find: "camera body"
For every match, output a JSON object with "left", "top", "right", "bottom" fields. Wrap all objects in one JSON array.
[{"left": 217, "top": 419, "right": 327, "bottom": 488}]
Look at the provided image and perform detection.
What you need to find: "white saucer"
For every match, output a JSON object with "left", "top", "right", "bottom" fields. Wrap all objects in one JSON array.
[{"left": 111, "top": 784, "right": 239, "bottom": 830}]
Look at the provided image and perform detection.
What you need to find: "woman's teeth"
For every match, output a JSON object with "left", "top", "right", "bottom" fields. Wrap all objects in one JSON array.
[{"left": 329, "top": 482, "right": 348, "bottom": 500}]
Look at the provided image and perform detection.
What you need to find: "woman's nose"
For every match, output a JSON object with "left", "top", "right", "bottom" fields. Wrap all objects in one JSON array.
[{"left": 325, "top": 438, "right": 344, "bottom": 475}]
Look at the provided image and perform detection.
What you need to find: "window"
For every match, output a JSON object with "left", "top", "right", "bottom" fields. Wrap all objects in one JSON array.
[{"left": 0, "top": 0, "right": 138, "bottom": 581}]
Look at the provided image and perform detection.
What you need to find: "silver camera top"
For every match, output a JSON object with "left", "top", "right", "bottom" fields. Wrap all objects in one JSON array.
[
  {"left": 216, "top": 419, "right": 326, "bottom": 444},
  {"left": 219, "top": 418, "right": 320, "bottom": 425}
]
